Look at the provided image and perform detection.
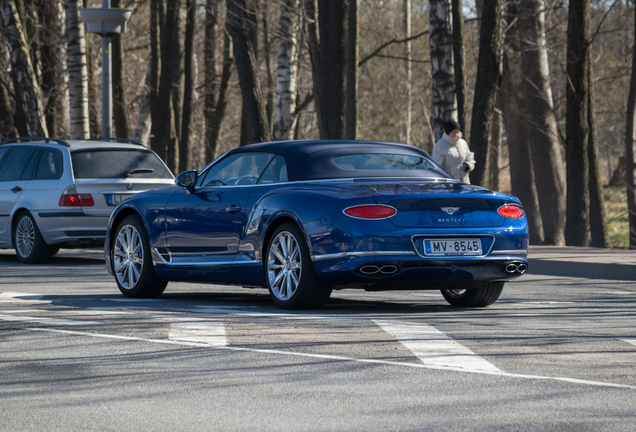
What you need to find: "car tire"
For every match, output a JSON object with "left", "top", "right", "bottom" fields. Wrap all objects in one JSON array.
[
  {"left": 46, "top": 246, "right": 60, "bottom": 257},
  {"left": 112, "top": 215, "right": 167, "bottom": 298},
  {"left": 13, "top": 211, "right": 49, "bottom": 264},
  {"left": 265, "top": 222, "right": 332, "bottom": 310},
  {"left": 441, "top": 282, "right": 504, "bottom": 307}
]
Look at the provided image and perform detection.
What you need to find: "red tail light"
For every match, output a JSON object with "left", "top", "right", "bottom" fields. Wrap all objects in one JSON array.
[
  {"left": 344, "top": 205, "right": 397, "bottom": 219},
  {"left": 59, "top": 186, "right": 94, "bottom": 207},
  {"left": 497, "top": 204, "right": 524, "bottom": 219}
]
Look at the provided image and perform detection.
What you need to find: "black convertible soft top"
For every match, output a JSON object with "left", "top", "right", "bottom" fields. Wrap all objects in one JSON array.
[{"left": 224, "top": 140, "right": 451, "bottom": 182}]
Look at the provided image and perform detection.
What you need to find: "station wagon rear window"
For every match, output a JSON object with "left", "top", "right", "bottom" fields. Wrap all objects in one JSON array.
[
  {"left": 333, "top": 154, "right": 436, "bottom": 171},
  {"left": 72, "top": 150, "right": 172, "bottom": 179}
]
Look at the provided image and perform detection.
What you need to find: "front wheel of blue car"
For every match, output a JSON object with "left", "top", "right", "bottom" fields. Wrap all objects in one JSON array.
[
  {"left": 112, "top": 215, "right": 167, "bottom": 298},
  {"left": 265, "top": 223, "right": 332, "bottom": 309},
  {"left": 441, "top": 282, "right": 504, "bottom": 307}
]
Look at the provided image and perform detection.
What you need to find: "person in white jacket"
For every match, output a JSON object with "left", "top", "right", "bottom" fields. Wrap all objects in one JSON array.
[{"left": 432, "top": 120, "right": 475, "bottom": 183}]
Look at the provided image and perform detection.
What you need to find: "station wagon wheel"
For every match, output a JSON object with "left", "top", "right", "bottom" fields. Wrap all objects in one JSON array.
[
  {"left": 13, "top": 211, "right": 49, "bottom": 264},
  {"left": 441, "top": 282, "right": 504, "bottom": 307},
  {"left": 265, "top": 223, "right": 332, "bottom": 309},
  {"left": 112, "top": 215, "right": 167, "bottom": 298}
]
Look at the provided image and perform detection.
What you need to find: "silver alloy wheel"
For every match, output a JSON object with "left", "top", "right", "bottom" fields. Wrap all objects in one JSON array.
[
  {"left": 16, "top": 216, "right": 35, "bottom": 258},
  {"left": 267, "top": 231, "right": 302, "bottom": 301},
  {"left": 445, "top": 289, "right": 467, "bottom": 297},
  {"left": 113, "top": 224, "right": 144, "bottom": 290}
]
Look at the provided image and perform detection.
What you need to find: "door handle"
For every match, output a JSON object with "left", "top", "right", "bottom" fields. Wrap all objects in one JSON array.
[
  {"left": 11, "top": 186, "right": 22, "bottom": 193},
  {"left": 226, "top": 205, "right": 241, "bottom": 214}
]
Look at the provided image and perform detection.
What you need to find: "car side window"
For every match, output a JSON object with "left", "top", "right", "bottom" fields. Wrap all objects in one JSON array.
[
  {"left": 21, "top": 149, "right": 42, "bottom": 180},
  {"left": 0, "top": 147, "right": 37, "bottom": 181},
  {"left": 257, "top": 155, "right": 288, "bottom": 184},
  {"left": 199, "top": 152, "right": 274, "bottom": 187},
  {"left": 35, "top": 149, "right": 63, "bottom": 180},
  {"left": 0, "top": 148, "right": 8, "bottom": 167}
]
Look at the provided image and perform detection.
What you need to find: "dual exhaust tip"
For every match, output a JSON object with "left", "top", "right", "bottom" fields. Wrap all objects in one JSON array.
[
  {"left": 359, "top": 264, "right": 399, "bottom": 276},
  {"left": 505, "top": 262, "right": 527, "bottom": 275}
]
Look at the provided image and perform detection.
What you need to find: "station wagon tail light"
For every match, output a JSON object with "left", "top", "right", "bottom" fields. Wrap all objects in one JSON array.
[
  {"left": 344, "top": 205, "right": 397, "bottom": 219},
  {"left": 497, "top": 204, "right": 524, "bottom": 219},
  {"left": 59, "top": 185, "right": 94, "bottom": 207}
]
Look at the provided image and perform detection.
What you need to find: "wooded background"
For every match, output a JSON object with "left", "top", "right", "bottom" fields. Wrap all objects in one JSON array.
[{"left": 1, "top": 0, "right": 635, "bottom": 249}]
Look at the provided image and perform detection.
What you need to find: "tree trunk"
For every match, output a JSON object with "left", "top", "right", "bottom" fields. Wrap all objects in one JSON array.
[
  {"left": 402, "top": 0, "right": 411, "bottom": 144},
  {"left": 151, "top": 0, "right": 181, "bottom": 171},
  {"left": 565, "top": 0, "right": 591, "bottom": 246},
  {"left": 204, "top": 0, "right": 219, "bottom": 156},
  {"left": 518, "top": 0, "right": 566, "bottom": 245},
  {"left": 499, "top": 16, "right": 544, "bottom": 245},
  {"left": 429, "top": 0, "right": 457, "bottom": 140},
  {"left": 304, "top": 0, "right": 325, "bottom": 138},
  {"left": 274, "top": 0, "right": 300, "bottom": 140},
  {"left": 180, "top": 0, "right": 196, "bottom": 172},
  {"left": 64, "top": 0, "right": 90, "bottom": 139},
  {"left": 1, "top": 0, "right": 47, "bottom": 137},
  {"left": 261, "top": 1, "right": 275, "bottom": 135},
  {"left": 346, "top": 0, "right": 358, "bottom": 140},
  {"left": 0, "top": 34, "right": 17, "bottom": 140},
  {"left": 207, "top": 30, "right": 234, "bottom": 160},
  {"left": 489, "top": 108, "right": 502, "bottom": 191},
  {"left": 587, "top": 59, "right": 609, "bottom": 248},
  {"left": 451, "top": 0, "right": 465, "bottom": 132},
  {"left": 227, "top": 0, "right": 271, "bottom": 144},
  {"left": 146, "top": 0, "right": 163, "bottom": 148},
  {"left": 38, "top": 0, "right": 69, "bottom": 138},
  {"left": 135, "top": 64, "right": 153, "bottom": 145},
  {"left": 468, "top": 0, "right": 503, "bottom": 186},
  {"left": 317, "top": 0, "right": 347, "bottom": 139},
  {"left": 112, "top": 0, "right": 129, "bottom": 139},
  {"left": 627, "top": 0, "right": 636, "bottom": 249}
]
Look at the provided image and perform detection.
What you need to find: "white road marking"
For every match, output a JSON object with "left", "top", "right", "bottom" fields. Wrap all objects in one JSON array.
[
  {"left": 0, "top": 314, "right": 100, "bottom": 326},
  {"left": 623, "top": 339, "right": 636, "bottom": 347},
  {"left": 374, "top": 320, "right": 501, "bottom": 374},
  {"left": 24, "top": 327, "right": 636, "bottom": 390},
  {"left": 0, "top": 292, "right": 48, "bottom": 303},
  {"left": 168, "top": 322, "right": 227, "bottom": 346}
]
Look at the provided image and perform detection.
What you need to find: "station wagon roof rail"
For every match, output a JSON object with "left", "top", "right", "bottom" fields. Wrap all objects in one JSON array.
[
  {"left": 0, "top": 137, "right": 71, "bottom": 147},
  {"left": 87, "top": 137, "right": 144, "bottom": 146}
]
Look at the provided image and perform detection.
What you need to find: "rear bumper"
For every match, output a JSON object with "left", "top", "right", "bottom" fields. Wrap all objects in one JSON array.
[{"left": 34, "top": 211, "right": 109, "bottom": 245}]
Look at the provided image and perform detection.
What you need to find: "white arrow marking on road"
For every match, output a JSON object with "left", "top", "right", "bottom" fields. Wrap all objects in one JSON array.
[
  {"left": 623, "top": 339, "right": 636, "bottom": 347},
  {"left": 168, "top": 322, "right": 227, "bottom": 346},
  {"left": 374, "top": 320, "right": 501, "bottom": 374},
  {"left": 0, "top": 292, "right": 48, "bottom": 303}
]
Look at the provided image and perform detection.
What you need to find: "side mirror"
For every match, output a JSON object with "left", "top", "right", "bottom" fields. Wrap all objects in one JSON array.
[{"left": 175, "top": 170, "right": 198, "bottom": 193}]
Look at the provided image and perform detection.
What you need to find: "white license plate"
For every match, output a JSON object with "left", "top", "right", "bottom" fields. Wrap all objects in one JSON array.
[
  {"left": 423, "top": 238, "right": 482, "bottom": 256},
  {"left": 107, "top": 194, "right": 130, "bottom": 206}
]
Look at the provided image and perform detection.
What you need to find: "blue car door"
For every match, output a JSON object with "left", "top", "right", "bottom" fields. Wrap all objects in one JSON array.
[{"left": 164, "top": 152, "right": 274, "bottom": 271}]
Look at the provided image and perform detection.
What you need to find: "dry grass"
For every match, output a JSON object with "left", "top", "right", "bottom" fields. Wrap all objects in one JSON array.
[{"left": 604, "top": 186, "right": 629, "bottom": 249}]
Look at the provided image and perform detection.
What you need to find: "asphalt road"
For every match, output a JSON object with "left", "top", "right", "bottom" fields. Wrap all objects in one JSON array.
[{"left": 1, "top": 248, "right": 635, "bottom": 431}]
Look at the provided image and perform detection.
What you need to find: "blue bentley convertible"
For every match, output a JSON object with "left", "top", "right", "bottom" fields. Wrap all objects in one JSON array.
[{"left": 105, "top": 140, "right": 529, "bottom": 309}]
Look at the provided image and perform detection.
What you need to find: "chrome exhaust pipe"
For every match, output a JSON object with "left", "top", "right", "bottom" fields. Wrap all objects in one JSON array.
[
  {"left": 360, "top": 265, "right": 380, "bottom": 275},
  {"left": 516, "top": 263, "right": 527, "bottom": 274},
  {"left": 505, "top": 263, "right": 518, "bottom": 274},
  {"left": 380, "top": 265, "right": 398, "bottom": 274}
]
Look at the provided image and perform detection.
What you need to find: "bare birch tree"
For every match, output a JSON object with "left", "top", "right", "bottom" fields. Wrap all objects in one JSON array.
[
  {"left": 274, "top": 0, "right": 300, "bottom": 140},
  {"left": 346, "top": 0, "right": 358, "bottom": 140},
  {"left": 518, "top": 0, "right": 566, "bottom": 245},
  {"left": 403, "top": 0, "right": 411, "bottom": 144},
  {"left": 1, "top": 0, "right": 47, "bottom": 137},
  {"left": 64, "top": 0, "right": 89, "bottom": 139},
  {"left": 429, "top": 0, "right": 457, "bottom": 140},
  {"left": 627, "top": 1, "right": 636, "bottom": 249}
]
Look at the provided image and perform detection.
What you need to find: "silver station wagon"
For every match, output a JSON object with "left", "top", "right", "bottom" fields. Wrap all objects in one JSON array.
[{"left": 0, "top": 138, "right": 174, "bottom": 263}]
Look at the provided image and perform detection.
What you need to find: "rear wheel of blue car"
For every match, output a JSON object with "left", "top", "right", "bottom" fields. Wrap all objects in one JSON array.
[
  {"left": 265, "top": 223, "right": 332, "bottom": 309},
  {"left": 112, "top": 215, "right": 167, "bottom": 298},
  {"left": 441, "top": 282, "right": 504, "bottom": 307}
]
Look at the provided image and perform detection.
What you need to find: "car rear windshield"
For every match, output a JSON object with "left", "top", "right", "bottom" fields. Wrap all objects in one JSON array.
[
  {"left": 333, "top": 153, "right": 436, "bottom": 171},
  {"left": 71, "top": 149, "right": 173, "bottom": 179}
]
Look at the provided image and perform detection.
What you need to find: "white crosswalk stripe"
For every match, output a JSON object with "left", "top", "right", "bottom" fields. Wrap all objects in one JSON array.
[
  {"left": 168, "top": 322, "right": 227, "bottom": 346},
  {"left": 374, "top": 320, "right": 501, "bottom": 374}
]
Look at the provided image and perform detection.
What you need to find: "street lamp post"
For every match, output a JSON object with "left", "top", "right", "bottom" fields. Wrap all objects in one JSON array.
[{"left": 80, "top": 1, "right": 131, "bottom": 139}]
